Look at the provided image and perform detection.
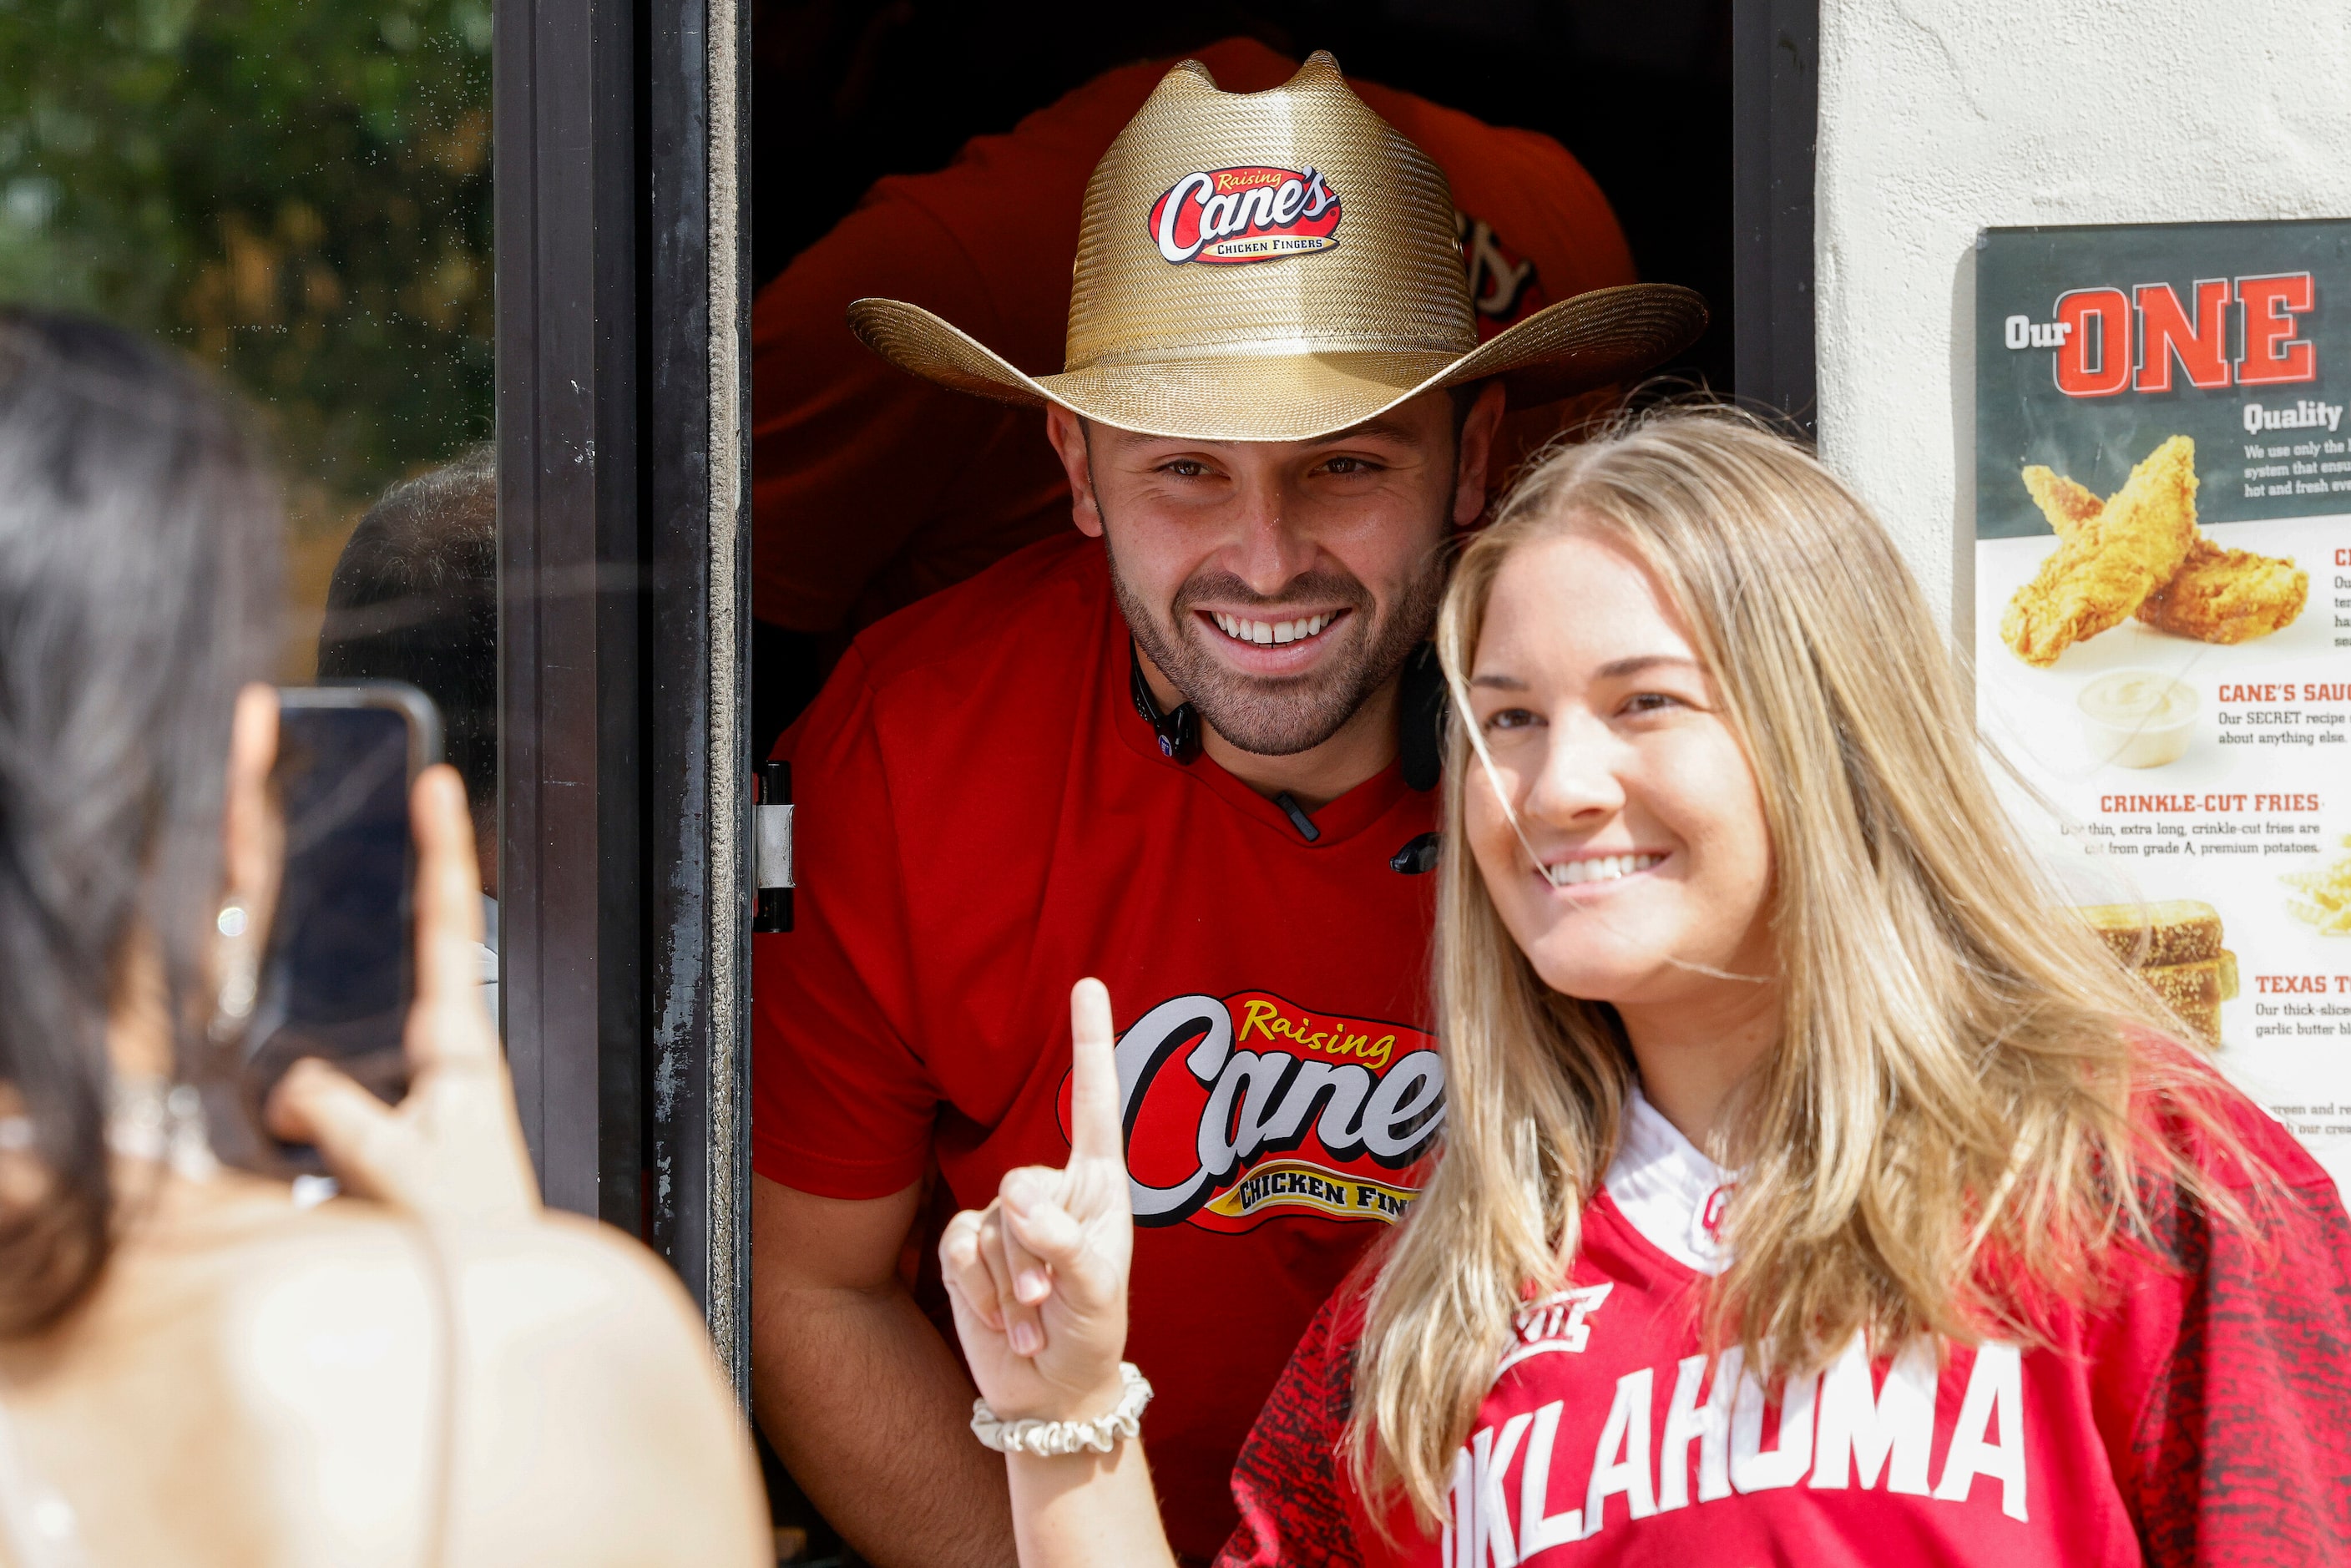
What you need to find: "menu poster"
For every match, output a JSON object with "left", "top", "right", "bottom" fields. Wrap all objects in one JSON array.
[{"left": 1974, "top": 218, "right": 2351, "bottom": 1193}]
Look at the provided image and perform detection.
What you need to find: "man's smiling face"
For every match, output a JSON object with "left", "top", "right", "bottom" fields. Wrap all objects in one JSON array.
[{"left": 1049, "top": 384, "right": 1503, "bottom": 758}]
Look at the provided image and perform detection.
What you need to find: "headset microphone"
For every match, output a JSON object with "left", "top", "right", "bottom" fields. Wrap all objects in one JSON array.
[
  {"left": 1132, "top": 637, "right": 1449, "bottom": 786},
  {"left": 1130, "top": 642, "right": 1200, "bottom": 761}
]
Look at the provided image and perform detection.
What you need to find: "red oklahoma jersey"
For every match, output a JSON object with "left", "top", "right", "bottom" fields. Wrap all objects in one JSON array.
[
  {"left": 752, "top": 531, "right": 1442, "bottom": 1560},
  {"left": 1219, "top": 1086, "right": 2351, "bottom": 1567}
]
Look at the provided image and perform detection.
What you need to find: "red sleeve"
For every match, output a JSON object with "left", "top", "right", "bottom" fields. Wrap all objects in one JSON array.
[
  {"left": 749, "top": 192, "right": 1026, "bottom": 634},
  {"left": 1212, "top": 1290, "right": 1368, "bottom": 1568},
  {"left": 750, "top": 646, "right": 940, "bottom": 1197},
  {"left": 2098, "top": 1100, "right": 2351, "bottom": 1565}
]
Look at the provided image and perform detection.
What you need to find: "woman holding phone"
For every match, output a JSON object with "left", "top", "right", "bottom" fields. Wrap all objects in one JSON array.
[
  {"left": 0, "top": 311, "right": 764, "bottom": 1565},
  {"left": 941, "top": 408, "right": 2351, "bottom": 1566}
]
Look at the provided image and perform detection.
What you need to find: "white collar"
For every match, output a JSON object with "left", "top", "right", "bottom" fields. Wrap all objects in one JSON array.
[{"left": 1602, "top": 1086, "right": 1733, "bottom": 1276}]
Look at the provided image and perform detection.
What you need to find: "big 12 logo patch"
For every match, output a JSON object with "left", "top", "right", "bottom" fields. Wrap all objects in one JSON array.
[{"left": 1058, "top": 989, "right": 1443, "bottom": 1232}]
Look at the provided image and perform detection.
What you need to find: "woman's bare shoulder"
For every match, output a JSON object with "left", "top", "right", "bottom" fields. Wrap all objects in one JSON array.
[
  {"left": 433, "top": 1212, "right": 770, "bottom": 1567},
  {"left": 196, "top": 1188, "right": 713, "bottom": 1364},
  {"left": 166, "top": 1190, "right": 764, "bottom": 1568}
]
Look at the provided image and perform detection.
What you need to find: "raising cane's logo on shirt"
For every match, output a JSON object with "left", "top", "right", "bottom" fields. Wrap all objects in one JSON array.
[
  {"left": 1058, "top": 989, "right": 1442, "bottom": 1232},
  {"left": 1147, "top": 165, "right": 1342, "bottom": 266}
]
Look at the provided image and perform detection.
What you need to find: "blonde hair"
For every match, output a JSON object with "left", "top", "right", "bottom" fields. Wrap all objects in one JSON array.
[{"left": 1347, "top": 406, "right": 2248, "bottom": 1524}]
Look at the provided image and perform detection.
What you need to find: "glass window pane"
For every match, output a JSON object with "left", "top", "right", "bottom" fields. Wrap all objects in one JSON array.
[
  {"left": 2, "top": 0, "right": 498, "bottom": 886},
  {"left": 0, "top": 0, "right": 493, "bottom": 657}
]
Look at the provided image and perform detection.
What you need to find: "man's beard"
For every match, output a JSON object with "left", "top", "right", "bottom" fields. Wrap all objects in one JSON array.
[{"left": 1107, "top": 539, "right": 1447, "bottom": 758}]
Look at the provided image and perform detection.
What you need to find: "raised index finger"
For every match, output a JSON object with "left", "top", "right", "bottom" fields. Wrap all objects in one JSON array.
[{"left": 1067, "top": 978, "right": 1122, "bottom": 1164}]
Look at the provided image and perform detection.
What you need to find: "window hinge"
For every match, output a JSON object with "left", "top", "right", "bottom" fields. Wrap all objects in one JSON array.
[{"left": 755, "top": 761, "right": 794, "bottom": 932}]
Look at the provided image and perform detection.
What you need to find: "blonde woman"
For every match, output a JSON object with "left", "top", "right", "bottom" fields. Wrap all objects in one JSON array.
[{"left": 938, "top": 407, "right": 2351, "bottom": 1566}]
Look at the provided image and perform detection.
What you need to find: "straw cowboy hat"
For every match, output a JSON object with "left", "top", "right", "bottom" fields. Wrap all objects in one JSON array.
[{"left": 847, "top": 51, "right": 1706, "bottom": 443}]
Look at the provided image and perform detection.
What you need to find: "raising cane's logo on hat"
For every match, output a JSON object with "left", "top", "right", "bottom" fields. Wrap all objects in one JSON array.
[
  {"left": 1148, "top": 164, "right": 1342, "bottom": 266},
  {"left": 847, "top": 53, "right": 1706, "bottom": 443},
  {"left": 1058, "top": 989, "right": 1442, "bottom": 1234}
]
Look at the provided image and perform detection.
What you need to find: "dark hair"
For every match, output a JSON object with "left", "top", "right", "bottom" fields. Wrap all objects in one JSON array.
[
  {"left": 0, "top": 310, "right": 280, "bottom": 1331},
  {"left": 316, "top": 448, "right": 496, "bottom": 807},
  {"left": 1447, "top": 378, "right": 1486, "bottom": 433}
]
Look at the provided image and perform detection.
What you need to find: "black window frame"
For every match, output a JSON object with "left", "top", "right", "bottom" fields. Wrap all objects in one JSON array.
[
  {"left": 493, "top": 0, "right": 752, "bottom": 1388},
  {"left": 1733, "top": 0, "right": 1819, "bottom": 432}
]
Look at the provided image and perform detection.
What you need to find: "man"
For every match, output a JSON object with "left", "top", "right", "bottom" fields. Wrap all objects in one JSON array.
[
  {"left": 750, "top": 52, "right": 1702, "bottom": 1566},
  {"left": 316, "top": 448, "right": 502, "bottom": 1005},
  {"left": 316, "top": 448, "right": 498, "bottom": 855},
  {"left": 748, "top": 35, "right": 1641, "bottom": 750}
]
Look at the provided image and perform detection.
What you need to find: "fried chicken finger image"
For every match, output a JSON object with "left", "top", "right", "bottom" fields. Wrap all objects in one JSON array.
[
  {"left": 2001, "top": 435, "right": 2199, "bottom": 667},
  {"left": 2139, "top": 539, "right": 2308, "bottom": 644},
  {"left": 2022, "top": 466, "right": 2104, "bottom": 533},
  {"left": 2025, "top": 456, "right": 2308, "bottom": 645}
]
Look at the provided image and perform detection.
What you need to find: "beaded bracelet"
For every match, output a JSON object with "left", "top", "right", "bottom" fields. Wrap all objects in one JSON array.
[{"left": 970, "top": 1363, "right": 1155, "bottom": 1456}]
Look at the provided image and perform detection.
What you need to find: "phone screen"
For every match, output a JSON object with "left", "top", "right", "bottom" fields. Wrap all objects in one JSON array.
[{"left": 230, "top": 687, "right": 440, "bottom": 1166}]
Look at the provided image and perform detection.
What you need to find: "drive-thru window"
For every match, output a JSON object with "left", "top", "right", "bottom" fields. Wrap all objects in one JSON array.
[{"left": 729, "top": 15, "right": 1803, "bottom": 1555}]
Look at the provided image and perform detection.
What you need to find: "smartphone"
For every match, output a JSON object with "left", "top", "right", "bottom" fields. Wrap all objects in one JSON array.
[{"left": 210, "top": 682, "right": 442, "bottom": 1176}]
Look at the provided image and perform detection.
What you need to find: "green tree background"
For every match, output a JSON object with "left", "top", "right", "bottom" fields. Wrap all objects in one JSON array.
[{"left": 0, "top": 0, "right": 493, "bottom": 670}]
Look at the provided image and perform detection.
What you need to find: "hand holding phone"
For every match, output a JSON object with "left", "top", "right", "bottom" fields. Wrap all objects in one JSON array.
[
  {"left": 266, "top": 762, "right": 539, "bottom": 1224},
  {"left": 240, "top": 686, "right": 440, "bottom": 1138}
]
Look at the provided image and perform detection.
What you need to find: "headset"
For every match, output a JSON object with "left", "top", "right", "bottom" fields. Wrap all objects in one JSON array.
[
  {"left": 1129, "top": 643, "right": 1201, "bottom": 762},
  {"left": 1128, "top": 637, "right": 1446, "bottom": 786},
  {"left": 1124, "top": 639, "right": 1448, "bottom": 780},
  {"left": 1129, "top": 638, "right": 1449, "bottom": 867}
]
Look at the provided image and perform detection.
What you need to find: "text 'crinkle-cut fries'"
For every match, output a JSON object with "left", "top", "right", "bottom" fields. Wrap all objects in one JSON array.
[
  {"left": 2284, "top": 837, "right": 2351, "bottom": 935},
  {"left": 2016, "top": 439, "right": 2308, "bottom": 656}
]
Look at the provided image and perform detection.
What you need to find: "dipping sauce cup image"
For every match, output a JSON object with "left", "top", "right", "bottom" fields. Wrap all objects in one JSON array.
[{"left": 2077, "top": 670, "right": 2197, "bottom": 769}]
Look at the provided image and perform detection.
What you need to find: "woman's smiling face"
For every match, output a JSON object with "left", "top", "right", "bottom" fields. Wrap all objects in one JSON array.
[{"left": 1463, "top": 528, "right": 1777, "bottom": 1010}]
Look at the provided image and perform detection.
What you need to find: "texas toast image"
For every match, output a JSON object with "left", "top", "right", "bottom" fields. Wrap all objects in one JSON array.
[{"left": 2074, "top": 898, "right": 2237, "bottom": 1046}]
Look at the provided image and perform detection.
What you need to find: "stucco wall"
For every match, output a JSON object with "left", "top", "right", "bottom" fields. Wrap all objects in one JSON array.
[{"left": 1814, "top": 0, "right": 2351, "bottom": 632}]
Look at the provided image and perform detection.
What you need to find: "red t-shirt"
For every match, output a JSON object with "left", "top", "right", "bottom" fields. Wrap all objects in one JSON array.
[
  {"left": 1218, "top": 1084, "right": 2351, "bottom": 1566},
  {"left": 750, "top": 36, "right": 1636, "bottom": 635},
  {"left": 751, "top": 531, "right": 1444, "bottom": 1559}
]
